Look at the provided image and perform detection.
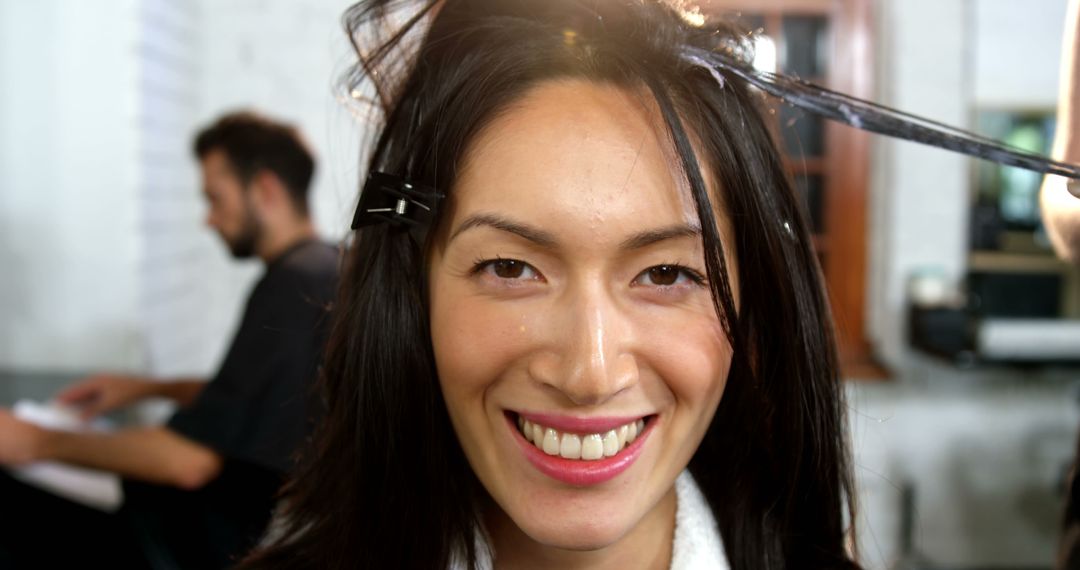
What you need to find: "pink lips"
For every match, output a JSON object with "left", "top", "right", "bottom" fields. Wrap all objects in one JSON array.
[{"left": 506, "top": 412, "right": 654, "bottom": 486}]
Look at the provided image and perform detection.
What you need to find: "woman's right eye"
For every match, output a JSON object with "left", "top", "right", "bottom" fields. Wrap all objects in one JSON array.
[{"left": 473, "top": 258, "right": 543, "bottom": 282}]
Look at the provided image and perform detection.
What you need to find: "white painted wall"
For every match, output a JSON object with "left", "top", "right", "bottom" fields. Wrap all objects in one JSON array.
[
  {"left": 973, "top": 0, "right": 1067, "bottom": 109},
  {"left": 0, "top": 0, "right": 144, "bottom": 372},
  {"left": 868, "top": 0, "right": 973, "bottom": 369}
]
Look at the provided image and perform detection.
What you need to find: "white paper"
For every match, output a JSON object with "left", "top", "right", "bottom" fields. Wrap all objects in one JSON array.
[{"left": 4, "top": 400, "right": 123, "bottom": 512}]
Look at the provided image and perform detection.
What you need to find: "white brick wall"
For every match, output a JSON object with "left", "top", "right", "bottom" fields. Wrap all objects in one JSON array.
[{"left": 135, "top": 0, "right": 236, "bottom": 378}]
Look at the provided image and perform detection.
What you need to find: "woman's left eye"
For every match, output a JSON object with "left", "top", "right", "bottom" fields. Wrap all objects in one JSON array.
[
  {"left": 633, "top": 264, "right": 706, "bottom": 288},
  {"left": 473, "top": 258, "right": 542, "bottom": 281}
]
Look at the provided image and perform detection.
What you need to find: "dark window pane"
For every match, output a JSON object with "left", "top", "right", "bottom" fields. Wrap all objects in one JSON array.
[
  {"left": 794, "top": 173, "right": 825, "bottom": 233},
  {"left": 974, "top": 110, "right": 1057, "bottom": 230},
  {"left": 782, "top": 16, "right": 829, "bottom": 78},
  {"left": 968, "top": 272, "right": 1061, "bottom": 318},
  {"left": 780, "top": 105, "right": 824, "bottom": 157}
]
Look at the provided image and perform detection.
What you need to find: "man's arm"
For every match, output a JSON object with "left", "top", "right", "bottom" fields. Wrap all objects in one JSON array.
[
  {"left": 1042, "top": 0, "right": 1080, "bottom": 262},
  {"left": 57, "top": 375, "right": 208, "bottom": 419},
  {"left": 153, "top": 379, "right": 208, "bottom": 407},
  {"left": 43, "top": 427, "right": 223, "bottom": 490},
  {"left": 0, "top": 410, "right": 222, "bottom": 491}
]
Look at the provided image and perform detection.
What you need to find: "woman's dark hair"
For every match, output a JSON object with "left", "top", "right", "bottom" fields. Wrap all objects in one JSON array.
[
  {"left": 242, "top": 1, "right": 859, "bottom": 568},
  {"left": 194, "top": 111, "right": 316, "bottom": 215}
]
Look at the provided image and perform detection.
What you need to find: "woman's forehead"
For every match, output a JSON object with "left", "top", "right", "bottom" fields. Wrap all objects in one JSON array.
[{"left": 451, "top": 79, "right": 714, "bottom": 243}]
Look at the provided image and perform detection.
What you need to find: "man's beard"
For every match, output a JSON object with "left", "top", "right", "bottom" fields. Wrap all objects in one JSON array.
[{"left": 225, "top": 207, "right": 261, "bottom": 259}]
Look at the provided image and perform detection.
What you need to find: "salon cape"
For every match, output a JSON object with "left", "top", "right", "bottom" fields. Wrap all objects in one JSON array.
[{"left": 457, "top": 471, "right": 729, "bottom": 569}]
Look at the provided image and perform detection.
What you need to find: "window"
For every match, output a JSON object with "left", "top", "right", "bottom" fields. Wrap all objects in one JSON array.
[{"left": 704, "top": 0, "right": 882, "bottom": 378}]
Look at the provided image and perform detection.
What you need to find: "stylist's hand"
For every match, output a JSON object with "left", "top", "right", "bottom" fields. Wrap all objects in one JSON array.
[
  {"left": 56, "top": 374, "right": 153, "bottom": 420},
  {"left": 0, "top": 409, "right": 46, "bottom": 466}
]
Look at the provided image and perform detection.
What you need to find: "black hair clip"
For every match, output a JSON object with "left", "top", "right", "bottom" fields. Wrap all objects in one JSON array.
[{"left": 351, "top": 171, "right": 443, "bottom": 233}]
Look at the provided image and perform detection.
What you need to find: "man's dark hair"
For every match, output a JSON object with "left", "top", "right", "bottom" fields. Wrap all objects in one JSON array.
[{"left": 194, "top": 111, "right": 316, "bottom": 215}]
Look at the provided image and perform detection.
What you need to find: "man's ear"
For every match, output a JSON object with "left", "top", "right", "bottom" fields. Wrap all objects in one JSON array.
[{"left": 251, "top": 170, "right": 286, "bottom": 209}]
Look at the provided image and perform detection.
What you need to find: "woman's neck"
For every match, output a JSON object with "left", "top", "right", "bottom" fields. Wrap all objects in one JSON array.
[{"left": 484, "top": 486, "right": 677, "bottom": 570}]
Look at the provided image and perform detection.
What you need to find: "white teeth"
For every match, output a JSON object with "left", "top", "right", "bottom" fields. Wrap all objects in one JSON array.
[
  {"left": 559, "top": 434, "right": 582, "bottom": 459},
  {"left": 602, "top": 430, "right": 619, "bottom": 457},
  {"left": 581, "top": 434, "right": 604, "bottom": 460},
  {"left": 542, "top": 428, "right": 560, "bottom": 455},
  {"left": 517, "top": 416, "right": 647, "bottom": 461}
]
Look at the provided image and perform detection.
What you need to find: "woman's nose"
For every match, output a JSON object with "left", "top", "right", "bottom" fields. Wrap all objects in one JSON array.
[{"left": 537, "top": 284, "right": 638, "bottom": 406}]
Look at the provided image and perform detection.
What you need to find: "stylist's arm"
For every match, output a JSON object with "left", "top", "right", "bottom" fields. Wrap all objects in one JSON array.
[{"left": 1042, "top": 0, "right": 1080, "bottom": 263}]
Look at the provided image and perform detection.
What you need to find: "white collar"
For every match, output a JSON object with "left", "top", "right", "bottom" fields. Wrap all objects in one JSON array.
[
  {"left": 670, "top": 470, "right": 729, "bottom": 570},
  {"left": 459, "top": 470, "right": 729, "bottom": 570}
]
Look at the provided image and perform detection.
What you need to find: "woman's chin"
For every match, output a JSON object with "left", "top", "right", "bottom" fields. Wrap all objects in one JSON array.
[{"left": 509, "top": 512, "right": 633, "bottom": 552}]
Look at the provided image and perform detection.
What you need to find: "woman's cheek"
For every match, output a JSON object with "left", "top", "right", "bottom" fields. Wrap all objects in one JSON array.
[
  {"left": 433, "top": 292, "right": 541, "bottom": 391},
  {"left": 639, "top": 312, "right": 730, "bottom": 399}
]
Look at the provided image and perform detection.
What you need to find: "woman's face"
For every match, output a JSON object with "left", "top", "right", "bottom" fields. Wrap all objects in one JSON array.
[{"left": 428, "top": 79, "right": 735, "bottom": 553}]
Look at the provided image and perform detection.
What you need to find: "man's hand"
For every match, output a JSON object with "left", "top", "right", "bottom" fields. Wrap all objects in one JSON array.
[
  {"left": 55, "top": 374, "right": 153, "bottom": 420},
  {"left": 0, "top": 409, "right": 47, "bottom": 466}
]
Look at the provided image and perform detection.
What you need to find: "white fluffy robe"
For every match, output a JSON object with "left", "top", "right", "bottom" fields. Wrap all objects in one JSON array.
[{"left": 669, "top": 471, "right": 729, "bottom": 570}]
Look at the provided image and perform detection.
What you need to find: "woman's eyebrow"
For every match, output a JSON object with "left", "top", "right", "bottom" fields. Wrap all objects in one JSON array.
[
  {"left": 449, "top": 213, "right": 559, "bottom": 247},
  {"left": 449, "top": 213, "right": 702, "bottom": 251},
  {"left": 619, "top": 224, "right": 701, "bottom": 250}
]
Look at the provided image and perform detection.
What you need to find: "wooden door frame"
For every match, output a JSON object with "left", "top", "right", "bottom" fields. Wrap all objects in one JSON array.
[{"left": 701, "top": 0, "right": 885, "bottom": 378}]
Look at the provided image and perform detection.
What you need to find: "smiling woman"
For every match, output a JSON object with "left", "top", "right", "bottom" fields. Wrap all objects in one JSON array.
[
  {"left": 241, "top": 1, "right": 858, "bottom": 569},
  {"left": 429, "top": 81, "right": 736, "bottom": 564}
]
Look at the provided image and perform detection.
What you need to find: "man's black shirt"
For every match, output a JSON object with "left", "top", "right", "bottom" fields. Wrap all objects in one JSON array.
[
  {"left": 143, "top": 238, "right": 340, "bottom": 566},
  {"left": 169, "top": 238, "right": 338, "bottom": 474}
]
